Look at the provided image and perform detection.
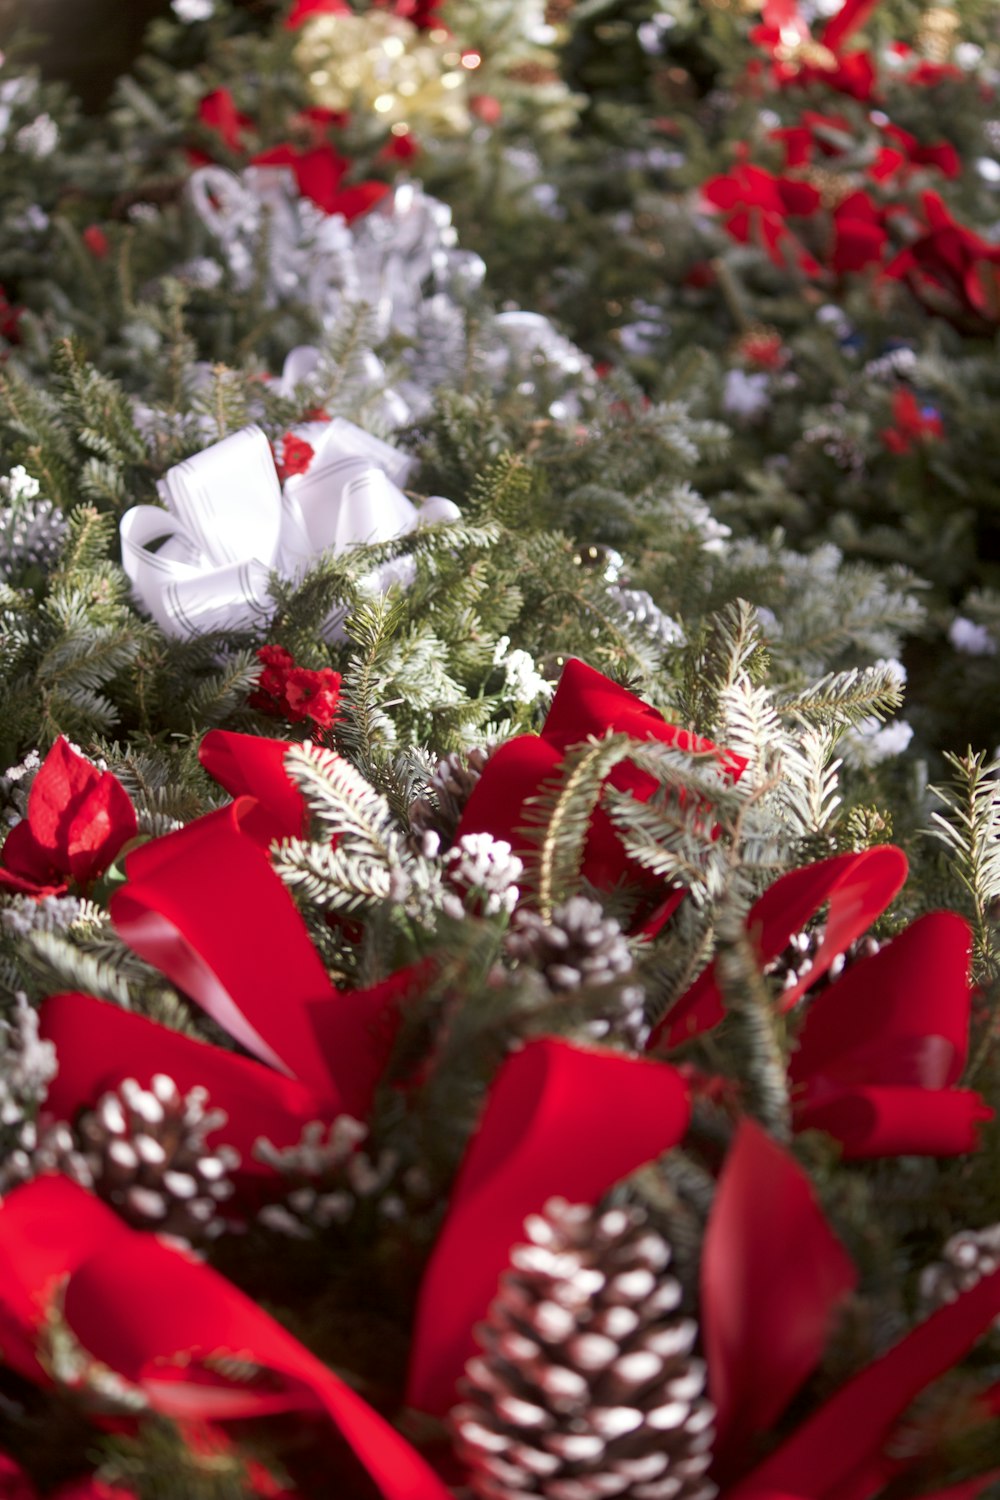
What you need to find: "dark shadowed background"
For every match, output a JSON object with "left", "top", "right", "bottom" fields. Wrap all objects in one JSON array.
[{"left": 0, "top": 0, "right": 207, "bottom": 109}]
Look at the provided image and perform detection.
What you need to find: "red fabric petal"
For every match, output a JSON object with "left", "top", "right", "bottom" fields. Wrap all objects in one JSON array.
[
  {"left": 110, "top": 804, "right": 337, "bottom": 1097},
  {"left": 39, "top": 993, "right": 329, "bottom": 1183},
  {"left": 654, "top": 846, "right": 908, "bottom": 1047},
  {"left": 0, "top": 818, "right": 66, "bottom": 894},
  {"left": 793, "top": 1085, "right": 991, "bottom": 1158},
  {"left": 0, "top": 1174, "right": 133, "bottom": 1385},
  {"left": 285, "top": 0, "right": 351, "bottom": 26},
  {"left": 199, "top": 730, "right": 308, "bottom": 843},
  {"left": 0, "top": 1178, "right": 452, "bottom": 1500},
  {"left": 406, "top": 1040, "right": 690, "bottom": 1416},
  {"left": 791, "top": 912, "right": 972, "bottom": 1090},
  {"left": 24, "top": 739, "right": 136, "bottom": 886},
  {"left": 702, "top": 1120, "right": 856, "bottom": 1474},
  {"left": 727, "top": 1261, "right": 1000, "bottom": 1499},
  {"left": 820, "top": 0, "right": 883, "bottom": 53}
]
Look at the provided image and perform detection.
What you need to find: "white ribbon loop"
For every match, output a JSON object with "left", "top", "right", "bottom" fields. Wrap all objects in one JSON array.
[{"left": 121, "top": 420, "right": 458, "bottom": 641}]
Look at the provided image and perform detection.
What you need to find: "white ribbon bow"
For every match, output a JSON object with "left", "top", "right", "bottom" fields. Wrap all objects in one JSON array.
[{"left": 120, "top": 420, "right": 458, "bottom": 639}]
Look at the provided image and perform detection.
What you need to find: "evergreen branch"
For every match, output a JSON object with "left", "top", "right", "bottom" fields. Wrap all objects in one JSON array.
[{"left": 518, "top": 734, "right": 636, "bottom": 919}]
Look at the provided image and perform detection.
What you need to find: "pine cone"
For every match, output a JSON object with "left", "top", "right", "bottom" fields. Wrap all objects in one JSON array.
[
  {"left": 35, "top": 1075, "right": 240, "bottom": 1244},
  {"left": 506, "top": 898, "right": 647, "bottom": 1047},
  {"left": 765, "top": 927, "right": 881, "bottom": 999},
  {"left": 409, "top": 748, "right": 491, "bottom": 850},
  {"left": 254, "top": 1116, "right": 404, "bottom": 1239},
  {"left": 451, "top": 1197, "right": 717, "bottom": 1500},
  {"left": 0, "top": 495, "right": 67, "bottom": 581},
  {"left": 920, "top": 1224, "right": 1000, "bottom": 1315}
]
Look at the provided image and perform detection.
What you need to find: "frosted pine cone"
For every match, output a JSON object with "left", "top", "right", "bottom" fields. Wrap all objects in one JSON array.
[
  {"left": 452, "top": 1197, "right": 716, "bottom": 1500},
  {"left": 409, "top": 748, "right": 491, "bottom": 850},
  {"left": 920, "top": 1224, "right": 1000, "bottom": 1317},
  {"left": 764, "top": 927, "right": 881, "bottom": 998},
  {"left": 506, "top": 898, "right": 647, "bottom": 1046},
  {"left": 0, "top": 492, "right": 68, "bottom": 580},
  {"left": 34, "top": 1074, "right": 240, "bottom": 1243},
  {"left": 254, "top": 1115, "right": 405, "bottom": 1238}
]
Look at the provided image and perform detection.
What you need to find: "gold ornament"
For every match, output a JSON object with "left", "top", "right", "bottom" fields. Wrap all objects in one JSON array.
[
  {"left": 804, "top": 166, "right": 854, "bottom": 210},
  {"left": 918, "top": 5, "right": 960, "bottom": 63},
  {"left": 294, "top": 11, "right": 470, "bottom": 135}
]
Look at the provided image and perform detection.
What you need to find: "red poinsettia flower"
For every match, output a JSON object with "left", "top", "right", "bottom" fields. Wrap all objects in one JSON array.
[
  {"left": 252, "top": 142, "right": 388, "bottom": 220},
  {"left": 881, "top": 387, "right": 945, "bottom": 452},
  {"left": 886, "top": 192, "right": 1000, "bottom": 331},
  {"left": 750, "top": 0, "right": 879, "bottom": 99},
  {"left": 832, "top": 188, "right": 889, "bottom": 274},
  {"left": 197, "top": 87, "right": 253, "bottom": 154},
  {"left": 249, "top": 644, "right": 341, "bottom": 729},
  {"left": 701, "top": 163, "right": 822, "bottom": 274},
  {"left": 0, "top": 1177, "right": 452, "bottom": 1500},
  {"left": 457, "top": 658, "right": 745, "bottom": 912},
  {"left": 0, "top": 739, "right": 137, "bottom": 898}
]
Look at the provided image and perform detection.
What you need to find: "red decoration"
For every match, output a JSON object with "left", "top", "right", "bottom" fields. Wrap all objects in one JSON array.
[
  {"left": 284, "top": 0, "right": 351, "bottom": 27},
  {"left": 249, "top": 644, "right": 342, "bottom": 729},
  {"left": 886, "top": 193, "right": 1000, "bottom": 331},
  {"left": 199, "top": 728, "right": 309, "bottom": 843},
  {"left": 702, "top": 1120, "right": 857, "bottom": 1476},
  {"left": 881, "top": 388, "right": 945, "bottom": 453},
  {"left": 275, "top": 431, "right": 315, "bottom": 481},
  {"left": 82, "top": 225, "right": 110, "bottom": 259},
  {"left": 197, "top": 88, "right": 252, "bottom": 153},
  {"left": 701, "top": 164, "right": 822, "bottom": 274},
  {"left": 406, "top": 1039, "right": 691, "bottom": 1414},
  {"left": 789, "top": 911, "right": 991, "bottom": 1156},
  {"left": 0, "top": 284, "right": 23, "bottom": 343},
  {"left": 251, "top": 142, "right": 388, "bottom": 220},
  {"left": 0, "top": 738, "right": 137, "bottom": 898},
  {"left": 0, "top": 1177, "right": 453, "bottom": 1500},
  {"left": 457, "top": 657, "right": 745, "bottom": 906},
  {"left": 650, "top": 845, "right": 908, "bottom": 1045}
]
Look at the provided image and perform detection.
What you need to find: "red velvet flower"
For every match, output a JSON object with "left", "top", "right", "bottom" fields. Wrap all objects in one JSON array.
[
  {"left": 701, "top": 164, "right": 822, "bottom": 274},
  {"left": 881, "top": 387, "right": 945, "bottom": 453},
  {"left": 252, "top": 142, "right": 388, "bottom": 220},
  {"left": 275, "top": 431, "right": 315, "bottom": 482},
  {"left": 456, "top": 658, "right": 745, "bottom": 908},
  {"left": 197, "top": 88, "right": 252, "bottom": 153},
  {"left": 249, "top": 644, "right": 341, "bottom": 729},
  {"left": 0, "top": 739, "right": 137, "bottom": 898}
]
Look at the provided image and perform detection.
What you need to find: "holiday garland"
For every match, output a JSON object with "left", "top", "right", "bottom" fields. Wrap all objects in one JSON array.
[{"left": 1, "top": 0, "right": 1000, "bottom": 1495}]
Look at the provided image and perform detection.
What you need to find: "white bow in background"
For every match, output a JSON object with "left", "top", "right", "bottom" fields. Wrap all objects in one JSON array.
[{"left": 120, "top": 420, "right": 459, "bottom": 640}]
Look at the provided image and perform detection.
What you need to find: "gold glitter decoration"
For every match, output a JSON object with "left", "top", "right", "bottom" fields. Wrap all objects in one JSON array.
[
  {"left": 774, "top": 36, "right": 839, "bottom": 71},
  {"left": 804, "top": 166, "right": 854, "bottom": 210},
  {"left": 918, "top": 5, "right": 960, "bottom": 62},
  {"left": 294, "top": 11, "right": 470, "bottom": 135}
]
